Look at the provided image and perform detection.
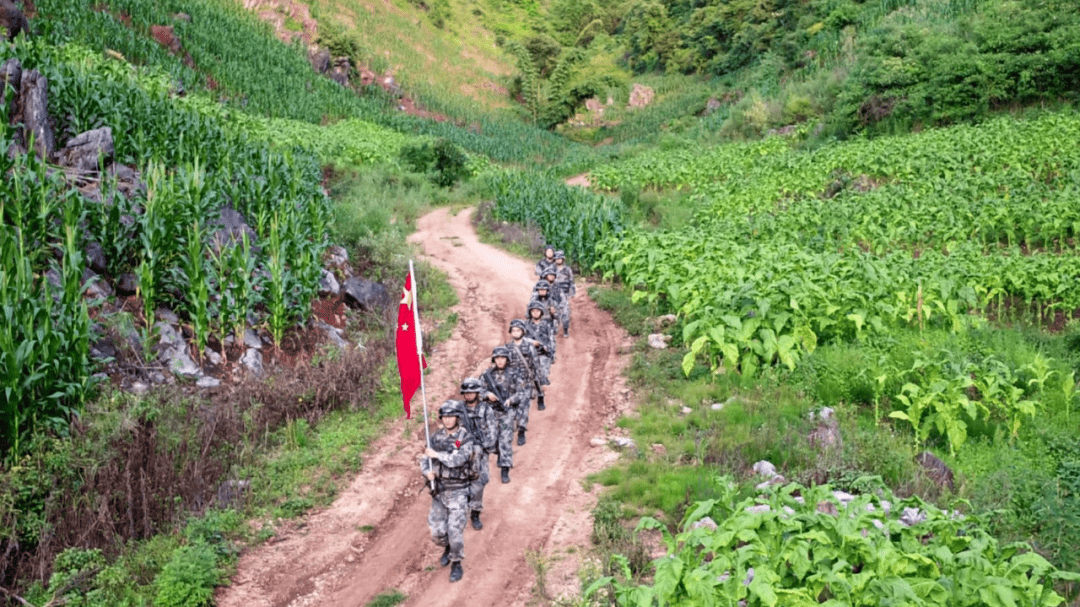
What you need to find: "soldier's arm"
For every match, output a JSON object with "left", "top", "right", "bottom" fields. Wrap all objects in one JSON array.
[{"left": 432, "top": 438, "right": 474, "bottom": 467}]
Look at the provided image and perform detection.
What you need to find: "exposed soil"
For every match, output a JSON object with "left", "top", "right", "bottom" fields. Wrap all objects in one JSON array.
[
  {"left": 565, "top": 173, "right": 592, "bottom": 189},
  {"left": 216, "top": 207, "right": 636, "bottom": 606}
]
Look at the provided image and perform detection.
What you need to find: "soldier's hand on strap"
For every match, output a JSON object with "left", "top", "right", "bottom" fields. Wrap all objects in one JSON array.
[
  {"left": 425, "top": 447, "right": 439, "bottom": 458},
  {"left": 486, "top": 392, "right": 497, "bottom": 402},
  {"left": 426, "top": 471, "right": 436, "bottom": 482}
]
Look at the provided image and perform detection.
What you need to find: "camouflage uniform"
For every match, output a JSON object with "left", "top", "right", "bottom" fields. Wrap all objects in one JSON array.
[
  {"left": 526, "top": 302, "right": 555, "bottom": 386},
  {"left": 459, "top": 389, "right": 497, "bottom": 515},
  {"left": 553, "top": 252, "right": 576, "bottom": 336},
  {"left": 481, "top": 349, "right": 525, "bottom": 476},
  {"left": 505, "top": 322, "right": 548, "bottom": 434},
  {"left": 529, "top": 281, "right": 559, "bottom": 358},
  {"left": 540, "top": 273, "right": 566, "bottom": 335},
  {"left": 535, "top": 244, "right": 557, "bottom": 278},
  {"left": 422, "top": 411, "right": 475, "bottom": 568}
]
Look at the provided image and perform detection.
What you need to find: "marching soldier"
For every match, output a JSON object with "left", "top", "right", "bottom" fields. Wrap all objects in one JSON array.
[
  {"left": 553, "top": 251, "right": 576, "bottom": 337},
  {"left": 530, "top": 279, "right": 560, "bottom": 355},
  {"left": 422, "top": 400, "right": 477, "bottom": 583},
  {"left": 460, "top": 377, "right": 497, "bottom": 530},
  {"left": 525, "top": 300, "right": 555, "bottom": 398},
  {"left": 482, "top": 346, "right": 525, "bottom": 483},
  {"left": 535, "top": 243, "right": 556, "bottom": 278},
  {"left": 505, "top": 319, "right": 548, "bottom": 445}
]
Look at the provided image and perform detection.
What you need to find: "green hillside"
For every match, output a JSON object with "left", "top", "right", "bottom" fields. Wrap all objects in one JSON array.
[{"left": 3, "top": 0, "right": 1080, "bottom": 603}]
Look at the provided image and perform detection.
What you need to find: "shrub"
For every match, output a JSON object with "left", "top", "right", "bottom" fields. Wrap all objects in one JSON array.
[{"left": 153, "top": 543, "right": 220, "bottom": 607}]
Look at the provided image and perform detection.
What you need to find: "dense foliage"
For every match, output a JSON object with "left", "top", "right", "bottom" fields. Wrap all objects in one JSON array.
[{"left": 588, "top": 480, "right": 1080, "bottom": 606}]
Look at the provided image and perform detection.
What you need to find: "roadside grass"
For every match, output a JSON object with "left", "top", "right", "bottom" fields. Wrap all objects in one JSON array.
[
  {"left": 585, "top": 283, "right": 1080, "bottom": 601},
  {"left": 471, "top": 199, "right": 546, "bottom": 261}
]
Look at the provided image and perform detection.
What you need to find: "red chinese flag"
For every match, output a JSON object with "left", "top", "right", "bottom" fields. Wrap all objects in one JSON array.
[{"left": 396, "top": 271, "right": 427, "bottom": 418}]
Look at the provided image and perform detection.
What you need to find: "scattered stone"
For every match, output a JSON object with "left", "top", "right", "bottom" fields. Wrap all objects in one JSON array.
[
  {"left": 704, "top": 96, "right": 722, "bottom": 115},
  {"left": 679, "top": 406, "right": 693, "bottom": 415},
  {"left": 745, "top": 504, "right": 771, "bottom": 515},
  {"left": 210, "top": 206, "right": 258, "bottom": 253},
  {"left": 315, "top": 320, "right": 348, "bottom": 349},
  {"left": 150, "top": 371, "right": 166, "bottom": 384},
  {"left": 342, "top": 277, "right": 390, "bottom": 312},
  {"left": 690, "top": 517, "right": 717, "bottom": 531},
  {"left": 89, "top": 336, "right": 117, "bottom": 362},
  {"left": 116, "top": 272, "right": 138, "bottom": 295},
  {"left": 755, "top": 475, "right": 785, "bottom": 490},
  {"left": 324, "top": 245, "right": 350, "bottom": 272},
  {"left": 816, "top": 501, "right": 839, "bottom": 516},
  {"left": 651, "top": 443, "right": 666, "bottom": 455},
  {"left": 166, "top": 346, "right": 201, "bottom": 377},
  {"left": 172, "top": 12, "right": 191, "bottom": 21},
  {"left": 319, "top": 269, "right": 340, "bottom": 297},
  {"left": 743, "top": 567, "right": 755, "bottom": 586},
  {"left": 647, "top": 333, "right": 671, "bottom": 349},
  {"left": 241, "top": 347, "right": 264, "bottom": 376},
  {"left": 82, "top": 268, "right": 113, "bottom": 301},
  {"left": 56, "top": 127, "right": 114, "bottom": 172},
  {"left": 154, "top": 322, "right": 183, "bottom": 353},
  {"left": 197, "top": 376, "right": 220, "bottom": 389},
  {"left": 752, "top": 460, "right": 778, "bottom": 477},
  {"left": 156, "top": 307, "right": 179, "bottom": 324},
  {"left": 710, "top": 402, "right": 726, "bottom": 411},
  {"left": 611, "top": 437, "right": 636, "bottom": 450},
  {"left": 84, "top": 240, "right": 107, "bottom": 274},
  {"left": 16, "top": 69, "right": 56, "bottom": 161},
  {"left": 328, "top": 56, "right": 351, "bottom": 86},
  {"left": 915, "top": 450, "right": 955, "bottom": 491},
  {"left": 589, "top": 437, "right": 607, "bottom": 447},
  {"left": 243, "top": 328, "right": 263, "bottom": 349},
  {"left": 900, "top": 507, "right": 926, "bottom": 527},
  {"left": 832, "top": 491, "right": 855, "bottom": 505},
  {"left": 655, "top": 314, "right": 678, "bottom": 327},
  {"left": 309, "top": 46, "right": 331, "bottom": 74},
  {"left": 130, "top": 381, "right": 149, "bottom": 395},
  {"left": 204, "top": 348, "right": 222, "bottom": 366}
]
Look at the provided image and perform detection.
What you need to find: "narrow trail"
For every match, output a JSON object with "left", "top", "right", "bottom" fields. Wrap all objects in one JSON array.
[{"left": 217, "top": 207, "right": 634, "bottom": 607}]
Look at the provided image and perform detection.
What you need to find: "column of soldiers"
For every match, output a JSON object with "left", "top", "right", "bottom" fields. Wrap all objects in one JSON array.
[{"left": 420, "top": 244, "right": 577, "bottom": 583}]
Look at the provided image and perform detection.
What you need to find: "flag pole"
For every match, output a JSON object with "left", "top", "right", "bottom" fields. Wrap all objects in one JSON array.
[{"left": 410, "top": 259, "right": 431, "bottom": 451}]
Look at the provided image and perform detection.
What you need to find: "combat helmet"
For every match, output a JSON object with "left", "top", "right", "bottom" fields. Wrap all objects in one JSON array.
[
  {"left": 439, "top": 399, "right": 467, "bottom": 418},
  {"left": 554, "top": 250, "right": 566, "bottom": 262},
  {"left": 509, "top": 318, "right": 528, "bottom": 333},
  {"left": 460, "top": 377, "right": 484, "bottom": 394},
  {"left": 534, "top": 280, "right": 551, "bottom": 291},
  {"left": 527, "top": 299, "right": 545, "bottom": 314},
  {"left": 491, "top": 345, "right": 511, "bottom": 362}
]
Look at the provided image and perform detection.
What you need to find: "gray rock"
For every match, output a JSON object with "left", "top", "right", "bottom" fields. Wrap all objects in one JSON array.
[
  {"left": 116, "top": 273, "right": 138, "bottom": 295},
  {"left": 324, "top": 245, "right": 350, "bottom": 276},
  {"left": 57, "top": 127, "right": 114, "bottom": 172},
  {"left": 647, "top": 333, "right": 670, "bottom": 349},
  {"left": 165, "top": 345, "right": 201, "bottom": 377},
  {"left": 900, "top": 507, "right": 926, "bottom": 527},
  {"left": 210, "top": 206, "right": 258, "bottom": 253},
  {"left": 656, "top": 314, "right": 678, "bottom": 326},
  {"left": 743, "top": 567, "right": 755, "bottom": 586},
  {"left": 204, "top": 347, "right": 222, "bottom": 366},
  {"left": 611, "top": 437, "right": 636, "bottom": 450},
  {"left": 196, "top": 376, "right": 221, "bottom": 389},
  {"left": 309, "top": 47, "right": 331, "bottom": 73},
  {"left": 156, "top": 307, "right": 179, "bottom": 324},
  {"left": 129, "top": 381, "right": 149, "bottom": 395},
  {"left": 172, "top": 12, "right": 191, "bottom": 21},
  {"left": 315, "top": 320, "right": 347, "bottom": 349},
  {"left": 45, "top": 267, "right": 62, "bottom": 289},
  {"left": 915, "top": 450, "right": 955, "bottom": 491},
  {"left": 243, "top": 328, "right": 263, "bottom": 349},
  {"left": 150, "top": 371, "right": 166, "bottom": 384},
  {"left": 329, "top": 57, "right": 351, "bottom": 86},
  {"left": 342, "top": 277, "right": 390, "bottom": 312},
  {"left": 755, "top": 475, "right": 785, "bottom": 490},
  {"left": 752, "top": 460, "right": 778, "bottom": 477},
  {"left": 745, "top": 504, "right": 771, "bottom": 515},
  {"left": 710, "top": 402, "right": 726, "bottom": 411},
  {"left": 16, "top": 69, "right": 55, "bottom": 161},
  {"left": 241, "top": 348, "right": 264, "bottom": 376},
  {"left": 679, "top": 406, "right": 693, "bottom": 415},
  {"left": 154, "top": 322, "right": 183, "bottom": 352},
  {"left": 319, "top": 269, "right": 340, "bottom": 297},
  {"left": 82, "top": 268, "right": 113, "bottom": 301},
  {"left": 90, "top": 336, "right": 117, "bottom": 362},
  {"left": 84, "top": 240, "right": 107, "bottom": 274},
  {"left": 1, "top": 58, "right": 22, "bottom": 125},
  {"left": 690, "top": 516, "right": 717, "bottom": 531},
  {"left": 832, "top": 491, "right": 855, "bottom": 505}
]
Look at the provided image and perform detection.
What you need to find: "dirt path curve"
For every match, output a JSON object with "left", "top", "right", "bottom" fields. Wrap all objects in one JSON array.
[{"left": 217, "top": 207, "right": 633, "bottom": 607}]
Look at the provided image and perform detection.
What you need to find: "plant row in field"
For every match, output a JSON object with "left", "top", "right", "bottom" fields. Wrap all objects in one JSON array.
[
  {"left": 588, "top": 480, "right": 1080, "bottom": 606},
  {"left": 1, "top": 40, "right": 331, "bottom": 457},
  {"left": 31, "top": 0, "right": 591, "bottom": 168},
  {"left": 591, "top": 113, "right": 1080, "bottom": 250},
  {"left": 484, "top": 171, "right": 625, "bottom": 269}
]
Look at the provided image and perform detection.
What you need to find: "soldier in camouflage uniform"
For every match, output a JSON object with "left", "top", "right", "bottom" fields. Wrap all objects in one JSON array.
[
  {"left": 422, "top": 400, "right": 476, "bottom": 583},
  {"left": 525, "top": 300, "right": 555, "bottom": 404},
  {"left": 535, "top": 243, "right": 556, "bottom": 278},
  {"left": 459, "top": 377, "right": 497, "bottom": 530},
  {"left": 529, "top": 280, "right": 559, "bottom": 359},
  {"left": 505, "top": 318, "right": 549, "bottom": 446},
  {"left": 481, "top": 346, "right": 525, "bottom": 483},
  {"left": 541, "top": 269, "right": 566, "bottom": 336},
  {"left": 553, "top": 251, "right": 576, "bottom": 337}
]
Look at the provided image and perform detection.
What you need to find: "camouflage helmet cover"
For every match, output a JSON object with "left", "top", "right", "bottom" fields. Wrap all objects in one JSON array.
[
  {"left": 509, "top": 318, "right": 528, "bottom": 332},
  {"left": 554, "top": 250, "right": 566, "bottom": 261},
  {"left": 460, "top": 377, "right": 484, "bottom": 394},
  {"left": 534, "top": 280, "right": 551, "bottom": 291},
  {"left": 527, "top": 299, "right": 545, "bottom": 313},
  {"left": 439, "top": 399, "right": 466, "bottom": 418},
  {"left": 491, "top": 345, "right": 511, "bottom": 361}
]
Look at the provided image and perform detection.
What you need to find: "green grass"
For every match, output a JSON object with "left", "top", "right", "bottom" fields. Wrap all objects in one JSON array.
[{"left": 367, "top": 589, "right": 407, "bottom": 607}]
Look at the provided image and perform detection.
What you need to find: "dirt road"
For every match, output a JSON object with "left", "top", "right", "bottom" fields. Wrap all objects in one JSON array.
[{"left": 217, "top": 207, "right": 634, "bottom": 607}]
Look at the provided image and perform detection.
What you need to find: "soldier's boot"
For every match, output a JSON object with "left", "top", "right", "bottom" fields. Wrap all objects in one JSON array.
[
  {"left": 471, "top": 510, "right": 483, "bottom": 530},
  {"left": 449, "top": 561, "right": 464, "bottom": 583},
  {"left": 517, "top": 427, "right": 527, "bottom": 446},
  {"left": 501, "top": 466, "right": 511, "bottom": 484},
  {"left": 439, "top": 545, "right": 451, "bottom": 567},
  {"left": 537, "top": 394, "right": 546, "bottom": 411},
  {"left": 563, "top": 321, "right": 570, "bottom": 337}
]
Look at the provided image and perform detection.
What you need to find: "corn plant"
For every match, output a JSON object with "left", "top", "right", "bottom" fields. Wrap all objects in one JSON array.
[
  {"left": 178, "top": 219, "right": 211, "bottom": 356},
  {"left": 265, "top": 214, "right": 289, "bottom": 348}
]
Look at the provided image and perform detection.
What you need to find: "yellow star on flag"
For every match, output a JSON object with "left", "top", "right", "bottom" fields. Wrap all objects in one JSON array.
[
  {"left": 401, "top": 323, "right": 409, "bottom": 331},
  {"left": 400, "top": 287, "right": 413, "bottom": 309}
]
